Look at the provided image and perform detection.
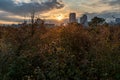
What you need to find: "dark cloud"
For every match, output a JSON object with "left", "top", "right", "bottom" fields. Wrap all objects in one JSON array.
[
  {"left": 109, "top": 0, "right": 120, "bottom": 6},
  {"left": 0, "top": 11, "right": 24, "bottom": 22},
  {"left": 0, "top": 0, "right": 64, "bottom": 16},
  {"left": 101, "top": 0, "right": 120, "bottom": 6}
]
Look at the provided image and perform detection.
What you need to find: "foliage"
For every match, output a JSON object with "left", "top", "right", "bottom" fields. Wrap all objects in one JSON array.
[
  {"left": 89, "top": 16, "right": 106, "bottom": 27},
  {"left": 0, "top": 24, "right": 120, "bottom": 80}
]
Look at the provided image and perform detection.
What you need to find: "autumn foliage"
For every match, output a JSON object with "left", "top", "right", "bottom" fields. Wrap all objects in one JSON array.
[{"left": 0, "top": 24, "right": 120, "bottom": 80}]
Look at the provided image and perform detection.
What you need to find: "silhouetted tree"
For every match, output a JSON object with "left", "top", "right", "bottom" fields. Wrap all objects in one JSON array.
[{"left": 89, "top": 16, "right": 105, "bottom": 27}]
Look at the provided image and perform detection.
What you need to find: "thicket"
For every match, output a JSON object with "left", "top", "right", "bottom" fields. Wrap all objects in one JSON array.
[{"left": 0, "top": 24, "right": 120, "bottom": 80}]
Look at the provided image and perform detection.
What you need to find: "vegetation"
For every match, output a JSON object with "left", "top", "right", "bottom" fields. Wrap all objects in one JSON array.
[
  {"left": 0, "top": 24, "right": 120, "bottom": 80},
  {"left": 89, "top": 17, "right": 106, "bottom": 27}
]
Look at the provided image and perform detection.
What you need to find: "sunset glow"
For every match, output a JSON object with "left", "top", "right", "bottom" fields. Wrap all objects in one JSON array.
[{"left": 56, "top": 14, "right": 64, "bottom": 21}]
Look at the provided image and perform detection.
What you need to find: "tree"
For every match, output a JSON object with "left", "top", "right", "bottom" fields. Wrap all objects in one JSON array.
[{"left": 89, "top": 16, "right": 105, "bottom": 27}]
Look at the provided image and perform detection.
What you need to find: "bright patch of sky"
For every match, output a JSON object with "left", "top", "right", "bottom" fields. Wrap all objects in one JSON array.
[{"left": 13, "top": 0, "right": 31, "bottom": 4}]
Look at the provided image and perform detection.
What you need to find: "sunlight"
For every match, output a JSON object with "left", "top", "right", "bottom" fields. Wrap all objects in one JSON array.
[{"left": 56, "top": 14, "right": 64, "bottom": 21}]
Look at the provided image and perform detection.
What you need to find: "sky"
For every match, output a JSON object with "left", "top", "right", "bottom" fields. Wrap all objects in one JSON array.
[{"left": 0, "top": 0, "right": 120, "bottom": 24}]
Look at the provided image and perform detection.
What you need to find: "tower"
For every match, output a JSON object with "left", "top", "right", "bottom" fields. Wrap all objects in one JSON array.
[
  {"left": 115, "top": 18, "right": 120, "bottom": 24},
  {"left": 80, "top": 14, "right": 88, "bottom": 27},
  {"left": 69, "top": 13, "right": 76, "bottom": 23}
]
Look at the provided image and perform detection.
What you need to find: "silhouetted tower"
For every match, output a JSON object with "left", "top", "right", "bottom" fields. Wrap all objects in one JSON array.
[
  {"left": 80, "top": 14, "right": 88, "bottom": 27},
  {"left": 115, "top": 18, "right": 120, "bottom": 24},
  {"left": 69, "top": 13, "right": 76, "bottom": 23}
]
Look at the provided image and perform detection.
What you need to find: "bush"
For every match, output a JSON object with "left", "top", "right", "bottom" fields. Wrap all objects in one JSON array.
[{"left": 0, "top": 25, "right": 120, "bottom": 80}]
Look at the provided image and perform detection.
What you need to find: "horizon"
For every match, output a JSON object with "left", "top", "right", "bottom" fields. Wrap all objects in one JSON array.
[{"left": 0, "top": 0, "right": 120, "bottom": 24}]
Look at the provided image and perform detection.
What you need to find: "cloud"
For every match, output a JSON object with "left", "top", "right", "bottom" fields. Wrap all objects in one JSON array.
[
  {"left": 0, "top": 11, "right": 24, "bottom": 22},
  {"left": 0, "top": 0, "right": 64, "bottom": 16},
  {"left": 101, "top": 0, "right": 120, "bottom": 6},
  {"left": 111, "top": 0, "right": 120, "bottom": 5}
]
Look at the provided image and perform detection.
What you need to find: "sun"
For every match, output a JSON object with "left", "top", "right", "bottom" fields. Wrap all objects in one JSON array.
[{"left": 56, "top": 14, "right": 64, "bottom": 21}]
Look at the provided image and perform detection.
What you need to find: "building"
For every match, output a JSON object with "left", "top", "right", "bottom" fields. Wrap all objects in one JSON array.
[
  {"left": 115, "top": 18, "right": 120, "bottom": 24},
  {"left": 80, "top": 14, "right": 88, "bottom": 27},
  {"left": 69, "top": 13, "right": 76, "bottom": 23}
]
